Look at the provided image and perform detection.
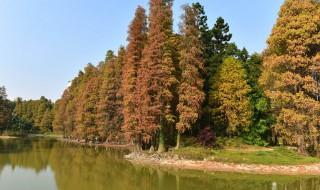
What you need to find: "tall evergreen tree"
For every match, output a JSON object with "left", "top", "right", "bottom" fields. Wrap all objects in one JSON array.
[
  {"left": 34, "top": 96, "right": 52, "bottom": 130},
  {"left": 75, "top": 63, "right": 100, "bottom": 141},
  {"left": 122, "top": 6, "right": 148, "bottom": 147},
  {"left": 243, "top": 53, "right": 272, "bottom": 146},
  {"left": 115, "top": 47, "right": 126, "bottom": 141},
  {"left": 260, "top": 0, "right": 320, "bottom": 155},
  {"left": 210, "top": 17, "right": 232, "bottom": 66},
  {"left": 40, "top": 108, "right": 53, "bottom": 131},
  {"left": 136, "top": 0, "right": 177, "bottom": 152},
  {"left": 0, "top": 86, "right": 11, "bottom": 130},
  {"left": 96, "top": 51, "right": 115, "bottom": 141},
  {"left": 191, "top": 4, "right": 234, "bottom": 128},
  {"left": 53, "top": 97, "right": 67, "bottom": 135},
  {"left": 65, "top": 71, "right": 84, "bottom": 137},
  {"left": 0, "top": 86, "right": 7, "bottom": 99},
  {"left": 98, "top": 47, "right": 125, "bottom": 142},
  {"left": 175, "top": 4, "right": 205, "bottom": 149}
]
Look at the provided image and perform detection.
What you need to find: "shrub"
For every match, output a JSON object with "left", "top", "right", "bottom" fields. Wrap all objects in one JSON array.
[
  {"left": 2, "top": 130, "right": 27, "bottom": 137},
  {"left": 197, "top": 127, "right": 216, "bottom": 148}
]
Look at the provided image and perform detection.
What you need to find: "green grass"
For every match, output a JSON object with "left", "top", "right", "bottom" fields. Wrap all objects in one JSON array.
[
  {"left": 43, "top": 131, "right": 63, "bottom": 135},
  {"left": 210, "top": 146, "right": 320, "bottom": 165},
  {"left": 1, "top": 130, "right": 63, "bottom": 138},
  {"left": 169, "top": 146, "right": 320, "bottom": 165},
  {"left": 167, "top": 137, "right": 320, "bottom": 165},
  {"left": 167, "top": 147, "right": 213, "bottom": 160},
  {"left": 0, "top": 130, "right": 28, "bottom": 137}
]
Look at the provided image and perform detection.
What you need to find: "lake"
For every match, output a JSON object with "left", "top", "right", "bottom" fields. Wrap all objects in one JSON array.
[{"left": 0, "top": 138, "right": 319, "bottom": 190}]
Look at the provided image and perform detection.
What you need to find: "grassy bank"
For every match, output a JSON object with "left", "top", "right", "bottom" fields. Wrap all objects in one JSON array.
[
  {"left": 0, "top": 130, "right": 63, "bottom": 138},
  {"left": 166, "top": 147, "right": 320, "bottom": 165},
  {"left": 164, "top": 138, "right": 320, "bottom": 165}
]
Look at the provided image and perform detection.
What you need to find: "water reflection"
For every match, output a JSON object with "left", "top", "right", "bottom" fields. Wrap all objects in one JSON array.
[{"left": 0, "top": 138, "right": 320, "bottom": 190}]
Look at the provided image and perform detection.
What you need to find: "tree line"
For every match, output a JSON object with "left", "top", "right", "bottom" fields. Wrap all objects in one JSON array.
[
  {"left": 1, "top": 0, "right": 320, "bottom": 155},
  {"left": 52, "top": 0, "right": 270, "bottom": 153},
  {"left": 0, "top": 86, "right": 54, "bottom": 133}
]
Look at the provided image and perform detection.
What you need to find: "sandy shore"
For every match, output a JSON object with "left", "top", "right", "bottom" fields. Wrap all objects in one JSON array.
[
  {"left": 125, "top": 152, "right": 320, "bottom": 176},
  {"left": 0, "top": 136, "right": 18, "bottom": 139}
]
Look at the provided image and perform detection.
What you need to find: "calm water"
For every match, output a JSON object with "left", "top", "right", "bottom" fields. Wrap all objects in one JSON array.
[{"left": 0, "top": 138, "right": 320, "bottom": 190}]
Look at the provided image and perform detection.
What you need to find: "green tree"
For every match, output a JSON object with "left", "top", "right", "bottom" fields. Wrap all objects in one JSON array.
[
  {"left": 12, "top": 96, "right": 53, "bottom": 132},
  {"left": 34, "top": 96, "right": 52, "bottom": 130},
  {"left": 0, "top": 86, "right": 11, "bottom": 130},
  {"left": 243, "top": 53, "right": 272, "bottom": 146},
  {"left": 40, "top": 108, "right": 53, "bottom": 131}
]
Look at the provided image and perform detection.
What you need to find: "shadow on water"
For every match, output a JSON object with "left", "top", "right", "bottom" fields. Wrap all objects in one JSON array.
[{"left": 0, "top": 138, "right": 320, "bottom": 190}]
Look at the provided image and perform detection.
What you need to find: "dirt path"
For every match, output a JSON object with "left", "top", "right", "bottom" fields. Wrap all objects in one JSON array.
[{"left": 125, "top": 153, "right": 320, "bottom": 175}]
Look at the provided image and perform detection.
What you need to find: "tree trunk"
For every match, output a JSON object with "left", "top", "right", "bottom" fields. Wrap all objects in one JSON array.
[
  {"left": 135, "top": 134, "right": 142, "bottom": 152},
  {"left": 298, "top": 137, "right": 309, "bottom": 156},
  {"left": 149, "top": 144, "right": 155, "bottom": 154},
  {"left": 175, "top": 132, "right": 181, "bottom": 150},
  {"left": 135, "top": 142, "right": 142, "bottom": 153},
  {"left": 158, "top": 126, "right": 165, "bottom": 153},
  {"left": 158, "top": 115, "right": 165, "bottom": 153}
]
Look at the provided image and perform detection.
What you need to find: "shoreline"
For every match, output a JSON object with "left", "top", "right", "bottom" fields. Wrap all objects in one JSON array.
[
  {"left": 5, "top": 136, "right": 320, "bottom": 175},
  {"left": 60, "top": 138, "right": 135, "bottom": 149},
  {"left": 60, "top": 139, "right": 320, "bottom": 175},
  {"left": 0, "top": 135, "right": 18, "bottom": 139},
  {"left": 125, "top": 152, "right": 320, "bottom": 176}
]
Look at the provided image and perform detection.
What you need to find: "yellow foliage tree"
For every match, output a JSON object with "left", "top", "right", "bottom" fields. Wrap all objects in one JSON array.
[
  {"left": 210, "top": 57, "right": 252, "bottom": 136},
  {"left": 260, "top": 0, "right": 320, "bottom": 155}
]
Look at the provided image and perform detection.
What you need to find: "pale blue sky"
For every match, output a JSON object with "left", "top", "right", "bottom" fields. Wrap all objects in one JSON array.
[{"left": 0, "top": 0, "right": 284, "bottom": 101}]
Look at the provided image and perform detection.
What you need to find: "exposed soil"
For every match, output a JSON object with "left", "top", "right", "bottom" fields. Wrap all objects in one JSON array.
[{"left": 125, "top": 152, "right": 320, "bottom": 176}]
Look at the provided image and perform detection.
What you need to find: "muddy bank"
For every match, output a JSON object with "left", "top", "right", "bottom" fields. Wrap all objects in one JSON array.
[
  {"left": 60, "top": 138, "right": 135, "bottom": 149},
  {"left": 125, "top": 152, "right": 320, "bottom": 175}
]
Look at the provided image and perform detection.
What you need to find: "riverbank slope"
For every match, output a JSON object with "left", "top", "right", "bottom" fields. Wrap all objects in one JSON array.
[
  {"left": 125, "top": 152, "right": 320, "bottom": 175},
  {"left": 37, "top": 137, "right": 320, "bottom": 175}
]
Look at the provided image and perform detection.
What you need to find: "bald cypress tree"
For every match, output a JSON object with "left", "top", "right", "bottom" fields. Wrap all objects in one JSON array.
[
  {"left": 115, "top": 47, "right": 126, "bottom": 140},
  {"left": 136, "top": 0, "right": 177, "bottom": 152},
  {"left": 175, "top": 4, "right": 205, "bottom": 149},
  {"left": 122, "top": 6, "right": 147, "bottom": 147},
  {"left": 211, "top": 57, "right": 252, "bottom": 136},
  {"left": 76, "top": 63, "right": 100, "bottom": 141},
  {"left": 97, "top": 52, "right": 115, "bottom": 140},
  {"left": 260, "top": 0, "right": 320, "bottom": 155},
  {"left": 98, "top": 47, "right": 125, "bottom": 142},
  {"left": 53, "top": 92, "right": 68, "bottom": 136},
  {"left": 98, "top": 58, "right": 117, "bottom": 141}
]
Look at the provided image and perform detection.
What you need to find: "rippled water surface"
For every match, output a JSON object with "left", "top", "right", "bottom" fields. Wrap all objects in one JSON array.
[{"left": 0, "top": 138, "right": 319, "bottom": 190}]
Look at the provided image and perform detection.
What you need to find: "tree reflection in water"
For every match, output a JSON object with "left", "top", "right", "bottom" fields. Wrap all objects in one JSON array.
[{"left": 0, "top": 138, "right": 320, "bottom": 190}]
